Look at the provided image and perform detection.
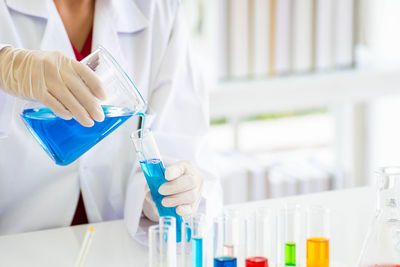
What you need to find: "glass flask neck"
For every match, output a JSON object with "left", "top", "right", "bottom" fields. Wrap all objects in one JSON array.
[{"left": 376, "top": 167, "right": 400, "bottom": 219}]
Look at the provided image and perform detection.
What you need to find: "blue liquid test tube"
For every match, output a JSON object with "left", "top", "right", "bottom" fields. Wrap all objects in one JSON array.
[
  {"left": 181, "top": 213, "right": 206, "bottom": 267},
  {"left": 213, "top": 212, "right": 240, "bottom": 267},
  {"left": 131, "top": 128, "right": 183, "bottom": 242},
  {"left": 191, "top": 214, "right": 206, "bottom": 267}
]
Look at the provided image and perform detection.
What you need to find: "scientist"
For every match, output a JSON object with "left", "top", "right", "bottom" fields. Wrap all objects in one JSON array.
[{"left": 0, "top": 0, "right": 222, "bottom": 236}]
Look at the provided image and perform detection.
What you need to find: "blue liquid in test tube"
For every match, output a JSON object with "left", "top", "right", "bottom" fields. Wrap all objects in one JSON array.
[
  {"left": 192, "top": 237, "right": 203, "bottom": 267},
  {"left": 140, "top": 158, "right": 183, "bottom": 242},
  {"left": 214, "top": 256, "right": 237, "bottom": 267}
]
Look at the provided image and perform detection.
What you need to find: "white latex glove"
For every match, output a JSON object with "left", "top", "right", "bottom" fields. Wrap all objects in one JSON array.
[
  {"left": 0, "top": 47, "right": 107, "bottom": 127},
  {"left": 160, "top": 160, "right": 204, "bottom": 217},
  {"left": 142, "top": 160, "right": 204, "bottom": 221}
]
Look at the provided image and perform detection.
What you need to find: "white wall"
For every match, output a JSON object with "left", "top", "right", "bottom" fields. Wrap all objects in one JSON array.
[{"left": 362, "top": 0, "right": 400, "bottom": 184}]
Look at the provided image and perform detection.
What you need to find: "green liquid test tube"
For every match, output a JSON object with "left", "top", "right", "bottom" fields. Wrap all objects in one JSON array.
[
  {"left": 285, "top": 242, "right": 296, "bottom": 266},
  {"left": 279, "top": 205, "right": 301, "bottom": 266}
]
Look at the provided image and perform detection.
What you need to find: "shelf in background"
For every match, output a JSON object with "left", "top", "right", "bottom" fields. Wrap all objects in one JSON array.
[{"left": 210, "top": 68, "right": 400, "bottom": 118}]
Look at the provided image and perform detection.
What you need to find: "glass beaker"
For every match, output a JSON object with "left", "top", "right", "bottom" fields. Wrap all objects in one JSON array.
[
  {"left": 20, "top": 46, "right": 146, "bottom": 165},
  {"left": 131, "top": 128, "right": 183, "bottom": 242},
  {"left": 358, "top": 167, "right": 400, "bottom": 267}
]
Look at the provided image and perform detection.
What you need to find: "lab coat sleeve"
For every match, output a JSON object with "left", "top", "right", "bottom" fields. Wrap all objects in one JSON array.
[
  {"left": 124, "top": 1, "right": 222, "bottom": 238},
  {"left": 0, "top": 44, "right": 14, "bottom": 138}
]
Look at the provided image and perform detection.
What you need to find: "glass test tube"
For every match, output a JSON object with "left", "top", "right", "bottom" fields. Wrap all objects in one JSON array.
[
  {"left": 191, "top": 214, "right": 206, "bottom": 267},
  {"left": 131, "top": 128, "right": 183, "bottom": 242},
  {"left": 278, "top": 205, "right": 301, "bottom": 267},
  {"left": 160, "top": 216, "right": 177, "bottom": 239},
  {"left": 245, "top": 209, "right": 271, "bottom": 267},
  {"left": 213, "top": 211, "right": 241, "bottom": 267},
  {"left": 149, "top": 224, "right": 177, "bottom": 267},
  {"left": 181, "top": 221, "right": 192, "bottom": 267},
  {"left": 180, "top": 214, "right": 206, "bottom": 267},
  {"left": 306, "top": 206, "right": 330, "bottom": 267}
]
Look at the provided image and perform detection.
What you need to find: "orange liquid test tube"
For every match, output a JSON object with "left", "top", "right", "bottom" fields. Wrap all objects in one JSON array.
[
  {"left": 306, "top": 206, "right": 330, "bottom": 267},
  {"left": 306, "top": 237, "right": 329, "bottom": 267}
]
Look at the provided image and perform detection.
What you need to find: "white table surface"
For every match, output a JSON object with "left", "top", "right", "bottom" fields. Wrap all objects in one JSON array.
[{"left": 0, "top": 186, "right": 376, "bottom": 267}]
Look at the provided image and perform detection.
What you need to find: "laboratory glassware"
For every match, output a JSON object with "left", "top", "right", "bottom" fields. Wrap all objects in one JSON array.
[
  {"left": 358, "top": 166, "right": 400, "bottom": 267},
  {"left": 181, "top": 214, "right": 207, "bottom": 267},
  {"left": 21, "top": 46, "right": 147, "bottom": 165},
  {"left": 278, "top": 205, "right": 302, "bottom": 267},
  {"left": 214, "top": 210, "right": 243, "bottom": 267},
  {"left": 131, "top": 128, "right": 183, "bottom": 242},
  {"left": 160, "top": 216, "right": 177, "bottom": 240},
  {"left": 149, "top": 224, "right": 177, "bottom": 267},
  {"left": 181, "top": 221, "right": 192, "bottom": 267},
  {"left": 191, "top": 214, "right": 206, "bottom": 267},
  {"left": 306, "top": 206, "right": 330, "bottom": 267},
  {"left": 245, "top": 208, "right": 273, "bottom": 267}
]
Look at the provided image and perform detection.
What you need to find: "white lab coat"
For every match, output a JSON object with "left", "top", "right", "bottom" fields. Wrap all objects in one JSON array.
[{"left": 0, "top": 0, "right": 222, "bottom": 236}]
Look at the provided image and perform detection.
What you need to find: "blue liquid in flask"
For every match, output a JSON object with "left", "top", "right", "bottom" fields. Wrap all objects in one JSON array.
[
  {"left": 192, "top": 237, "right": 203, "bottom": 267},
  {"left": 21, "top": 105, "right": 133, "bottom": 165},
  {"left": 214, "top": 256, "right": 237, "bottom": 267},
  {"left": 140, "top": 158, "right": 183, "bottom": 242}
]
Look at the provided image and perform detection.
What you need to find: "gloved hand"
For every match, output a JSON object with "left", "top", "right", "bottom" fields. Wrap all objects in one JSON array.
[
  {"left": 0, "top": 47, "right": 107, "bottom": 127},
  {"left": 142, "top": 160, "right": 204, "bottom": 221}
]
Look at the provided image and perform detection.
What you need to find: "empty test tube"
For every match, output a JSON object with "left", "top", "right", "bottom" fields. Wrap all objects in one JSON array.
[
  {"left": 181, "top": 221, "right": 192, "bottom": 267},
  {"left": 149, "top": 224, "right": 177, "bottom": 267}
]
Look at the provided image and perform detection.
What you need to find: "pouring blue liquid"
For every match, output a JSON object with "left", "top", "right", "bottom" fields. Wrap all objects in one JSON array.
[
  {"left": 23, "top": 105, "right": 184, "bottom": 241},
  {"left": 21, "top": 105, "right": 133, "bottom": 165}
]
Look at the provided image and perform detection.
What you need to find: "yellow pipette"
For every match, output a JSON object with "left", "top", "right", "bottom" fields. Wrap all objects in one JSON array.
[{"left": 74, "top": 227, "right": 95, "bottom": 267}]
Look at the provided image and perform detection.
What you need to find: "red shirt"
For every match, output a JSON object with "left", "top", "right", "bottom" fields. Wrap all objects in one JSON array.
[{"left": 71, "top": 28, "right": 93, "bottom": 61}]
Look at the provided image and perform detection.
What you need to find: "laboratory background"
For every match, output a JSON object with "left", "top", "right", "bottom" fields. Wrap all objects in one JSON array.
[
  {"left": 1, "top": 0, "right": 400, "bottom": 267},
  {"left": 188, "top": 0, "right": 400, "bottom": 199}
]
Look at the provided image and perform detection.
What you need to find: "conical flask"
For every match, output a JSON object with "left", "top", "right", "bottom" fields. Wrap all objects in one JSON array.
[
  {"left": 358, "top": 167, "right": 400, "bottom": 267},
  {"left": 20, "top": 46, "right": 146, "bottom": 165}
]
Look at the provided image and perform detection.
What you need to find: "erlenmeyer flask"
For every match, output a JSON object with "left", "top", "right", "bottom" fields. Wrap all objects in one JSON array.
[
  {"left": 20, "top": 46, "right": 146, "bottom": 165},
  {"left": 358, "top": 167, "right": 400, "bottom": 267}
]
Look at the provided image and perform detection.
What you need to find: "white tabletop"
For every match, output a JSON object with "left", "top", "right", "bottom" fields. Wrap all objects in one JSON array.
[{"left": 0, "top": 186, "right": 376, "bottom": 267}]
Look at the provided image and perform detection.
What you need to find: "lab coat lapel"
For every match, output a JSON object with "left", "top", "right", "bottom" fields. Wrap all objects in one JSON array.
[
  {"left": 39, "top": 1, "right": 75, "bottom": 58},
  {"left": 92, "top": 0, "right": 123, "bottom": 64},
  {"left": 5, "top": 0, "right": 48, "bottom": 19},
  {"left": 92, "top": 0, "right": 149, "bottom": 67},
  {"left": 6, "top": 0, "right": 74, "bottom": 57}
]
